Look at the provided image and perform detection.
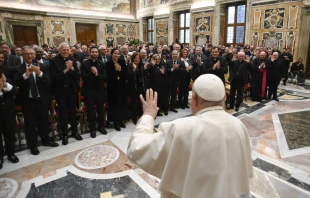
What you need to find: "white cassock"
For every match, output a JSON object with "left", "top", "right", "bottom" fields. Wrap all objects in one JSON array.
[{"left": 127, "top": 106, "right": 253, "bottom": 198}]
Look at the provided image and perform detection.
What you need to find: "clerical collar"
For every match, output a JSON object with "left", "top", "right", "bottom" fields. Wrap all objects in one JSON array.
[{"left": 195, "top": 106, "right": 224, "bottom": 116}]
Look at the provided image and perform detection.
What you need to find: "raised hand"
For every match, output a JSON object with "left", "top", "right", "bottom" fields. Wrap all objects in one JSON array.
[
  {"left": 140, "top": 89, "right": 158, "bottom": 119},
  {"left": 25, "top": 66, "right": 33, "bottom": 77},
  {"left": 32, "top": 66, "right": 41, "bottom": 75}
]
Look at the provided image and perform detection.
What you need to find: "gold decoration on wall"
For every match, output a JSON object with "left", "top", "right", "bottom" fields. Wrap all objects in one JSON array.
[
  {"left": 288, "top": 6, "right": 298, "bottom": 29},
  {"left": 252, "top": 10, "right": 261, "bottom": 30}
]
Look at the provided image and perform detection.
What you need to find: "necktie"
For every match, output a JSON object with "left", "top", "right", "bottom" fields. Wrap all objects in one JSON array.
[
  {"left": 173, "top": 60, "right": 176, "bottom": 65},
  {"left": 29, "top": 72, "right": 38, "bottom": 99},
  {"left": 4, "top": 57, "right": 7, "bottom": 66}
]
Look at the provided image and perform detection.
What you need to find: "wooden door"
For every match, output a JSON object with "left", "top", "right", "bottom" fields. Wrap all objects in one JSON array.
[
  {"left": 13, "top": 26, "right": 38, "bottom": 47},
  {"left": 76, "top": 24, "right": 97, "bottom": 46}
]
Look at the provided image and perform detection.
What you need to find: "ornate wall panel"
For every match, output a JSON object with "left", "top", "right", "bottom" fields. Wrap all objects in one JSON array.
[
  {"left": 44, "top": 17, "right": 71, "bottom": 47},
  {"left": 288, "top": 6, "right": 299, "bottom": 29},
  {"left": 250, "top": 2, "right": 302, "bottom": 60},
  {"left": 192, "top": 12, "right": 214, "bottom": 46},
  {"left": 155, "top": 18, "right": 168, "bottom": 45},
  {"left": 252, "top": 10, "right": 261, "bottom": 30},
  {"left": 173, "top": 13, "right": 178, "bottom": 42},
  {"left": 104, "top": 21, "right": 138, "bottom": 47}
]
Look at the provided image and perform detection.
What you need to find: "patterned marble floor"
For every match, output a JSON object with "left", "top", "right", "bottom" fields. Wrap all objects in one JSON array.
[{"left": 1, "top": 82, "right": 310, "bottom": 198}]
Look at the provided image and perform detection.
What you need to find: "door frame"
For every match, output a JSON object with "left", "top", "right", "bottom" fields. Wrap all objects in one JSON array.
[
  {"left": 72, "top": 19, "right": 101, "bottom": 45},
  {"left": 5, "top": 20, "right": 43, "bottom": 46}
]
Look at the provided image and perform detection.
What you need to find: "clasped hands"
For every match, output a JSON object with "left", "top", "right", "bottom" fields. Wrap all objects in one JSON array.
[
  {"left": 213, "top": 60, "right": 220, "bottom": 70},
  {"left": 114, "top": 63, "right": 121, "bottom": 71},
  {"left": 63, "top": 60, "right": 73, "bottom": 74},
  {"left": 91, "top": 66, "right": 98, "bottom": 76},
  {"left": 25, "top": 64, "right": 41, "bottom": 77},
  {"left": 140, "top": 89, "right": 159, "bottom": 119},
  {"left": 0, "top": 74, "right": 7, "bottom": 90}
]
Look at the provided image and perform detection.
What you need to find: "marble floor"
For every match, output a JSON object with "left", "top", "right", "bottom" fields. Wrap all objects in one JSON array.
[{"left": 1, "top": 81, "right": 310, "bottom": 198}]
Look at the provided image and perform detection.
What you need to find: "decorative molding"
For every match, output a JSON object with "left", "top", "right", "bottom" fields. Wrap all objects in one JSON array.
[{"left": 288, "top": 6, "right": 299, "bottom": 29}]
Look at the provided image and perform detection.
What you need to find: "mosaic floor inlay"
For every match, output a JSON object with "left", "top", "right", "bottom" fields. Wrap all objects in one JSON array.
[{"left": 75, "top": 145, "right": 120, "bottom": 170}]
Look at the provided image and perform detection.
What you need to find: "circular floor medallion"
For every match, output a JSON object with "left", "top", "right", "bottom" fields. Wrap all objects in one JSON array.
[
  {"left": 75, "top": 145, "right": 120, "bottom": 169},
  {"left": 0, "top": 178, "right": 18, "bottom": 198}
]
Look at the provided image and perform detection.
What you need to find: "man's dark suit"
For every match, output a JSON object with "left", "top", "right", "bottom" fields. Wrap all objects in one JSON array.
[
  {"left": 189, "top": 54, "right": 207, "bottom": 81},
  {"left": 280, "top": 53, "right": 293, "bottom": 84},
  {"left": 0, "top": 65, "right": 16, "bottom": 159},
  {"left": 201, "top": 56, "right": 228, "bottom": 85},
  {"left": 267, "top": 58, "right": 285, "bottom": 99},
  {"left": 228, "top": 60, "right": 251, "bottom": 108},
  {"left": 80, "top": 58, "right": 107, "bottom": 131},
  {"left": 165, "top": 59, "right": 185, "bottom": 109},
  {"left": 5, "top": 54, "right": 21, "bottom": 67},
  {"left": 14, "top": 62, "right": 52, "bottom": 148},
  {"left": 98, "top": 54, "right": 111, "bottom": 63},
  {"left": 49, "top": 55, "right": 80, "bottom": 136}
]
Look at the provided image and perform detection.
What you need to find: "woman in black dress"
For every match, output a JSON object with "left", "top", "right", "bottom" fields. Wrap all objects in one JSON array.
[
  {"left": 148, "top": 54, "right": 168, "bottom": 116},
  {"left": 179, "top": 49, "right": 193, "bottom": 109},
  {"left": 127, "top": 52, "right": 145, "bottom": 124},
  {"left": 106, "top": 48, "right": 128, "bottom": 131}
]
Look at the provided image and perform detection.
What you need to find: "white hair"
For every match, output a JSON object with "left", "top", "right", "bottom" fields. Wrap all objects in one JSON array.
[
  {"left": 238, "top": 52, "right": 245, "bottom": 56},
  {"left": 59, "top": 42, "right": 69, "bottom": 49},
  {"left": 99, "top": 45, "right": 107, "bottom": 50},
  {"left": 140, "top": 49, "right": 147, "bottom": 53}
]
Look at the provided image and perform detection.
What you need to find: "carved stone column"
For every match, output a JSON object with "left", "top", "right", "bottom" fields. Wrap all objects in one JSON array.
[
  {"left": 213, "top": 2, "right": 220, "bottom": 45},
  {"left": 244, "top": 0, "right": 252, "bottom": 45}
]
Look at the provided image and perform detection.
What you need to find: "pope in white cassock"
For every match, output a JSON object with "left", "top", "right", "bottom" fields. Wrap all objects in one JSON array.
[{"left": 127, "top": 74, "right": 253, "bottom": 198}]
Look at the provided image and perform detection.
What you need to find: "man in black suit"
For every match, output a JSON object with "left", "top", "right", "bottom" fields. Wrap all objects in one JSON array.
[
  {"left": 119, "top": 45, "right": 130, "bottom": 65},
  {"left": 98, "top": 45, "right": 111, "bottom": 63},
  {"left": 267, "top": 52, "right": 285, "bottom": 101},
  {"left": 49, "top": 43, "right": 83, "bottom": 145},
  {"left": 201, "top": 47, "right": 228, "bottom": 85},
  {"left": 0, "top": 53, "right": 19, "bottom": 169},
  {"left": 14, "top": 46, "right": 58, "bottom": 155},
  {"left": 228, "top": 52, "right": 251, "bottom": 111},
  {"left": 190, "top": 46, "right": 207, "bottom": 81},
  {"left": 0, "top": 42, "right": 21, "bottom": 67},
  {"left": 280, "top": 48, "right": 293, "bottom": 85},
  {"left": 165, "top": 50, "right": 184, "bottom": 112},
  {"left": 80, "top": 46, "right": 107, "bottom": 138}
]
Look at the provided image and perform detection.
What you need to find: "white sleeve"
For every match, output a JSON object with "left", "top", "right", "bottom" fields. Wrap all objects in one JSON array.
[{"left": 127, "top": 115, "right": 173, "bottom": 178}]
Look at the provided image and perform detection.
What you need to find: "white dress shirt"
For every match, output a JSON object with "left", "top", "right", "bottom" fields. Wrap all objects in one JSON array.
[{"left": 23, "top": 63, "right": 43, "bottom": 98}]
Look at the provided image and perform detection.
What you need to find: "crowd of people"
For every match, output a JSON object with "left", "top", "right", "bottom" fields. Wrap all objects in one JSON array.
[{"left": 0, "top": 40, "right": 306, "bottom": 170}]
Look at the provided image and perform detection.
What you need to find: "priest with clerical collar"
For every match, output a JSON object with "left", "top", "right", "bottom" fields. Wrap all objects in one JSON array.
[{"left": 128, "top": 74, "right": 253, "bottom": 198}]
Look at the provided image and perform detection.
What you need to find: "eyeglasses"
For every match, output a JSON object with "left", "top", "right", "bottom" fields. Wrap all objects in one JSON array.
[{"left": 23, "top": 53, "right": 35, "bottom": 56}]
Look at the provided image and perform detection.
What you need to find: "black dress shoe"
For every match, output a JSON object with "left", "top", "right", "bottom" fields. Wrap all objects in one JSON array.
[
  {"left": 30, "top": 147, "right": 40, "bottom": 155},
  {"left": 72, "top": 133, "right": 83, "bottom": 141},
  {"left": 164, "top": 111, "right": 168, "bottom": 116},
  {"left": 156, "top": 112, "right": 163, "bottom": 116},
  {"left": 42, "top": 140, "right": 59, "bottom": 147},
  {"left": 179, "top": 106, "right": 185, "bottom": 109},
  {"left": 0, "top": 158, "right": 3, "bottom": 170},
  {"left": 184, "top": 105, "right": 190, "bottom": 108},
  {"left": 273, "top": 98, "right": 279, "bottom": 101},
  {"left": 132, "top": 118, "right": 137, "bottom": 125},
  {"left": 62, "top": 135, "right": 68, "bottom": 145},
  {"left": 7, "top": 155, "right": 19, "bottom": 163},
  {"left": 90, "top": 130, "right": 96, "bottom": 138},
  {"left": 120, "top": 122, "right": 126, "bottom": 128},
  {"left": 170, "top": 109, "right": 178, "bottom": 113},
  {"left": 235, "top": 107, "right": 239, "bottom": 112},
  {"left": 114, "top": 124, "right": 121, "bottom": 131},
  {"left": 98, "top": 127, "right": 107, "bottom": 135}
]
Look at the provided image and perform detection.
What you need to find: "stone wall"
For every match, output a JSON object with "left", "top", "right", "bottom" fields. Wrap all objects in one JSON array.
[{"left": 0, "top": 11, "right": 138, "bottom": 47}]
